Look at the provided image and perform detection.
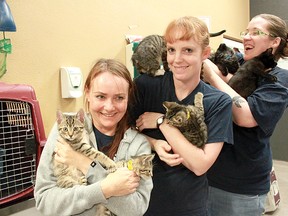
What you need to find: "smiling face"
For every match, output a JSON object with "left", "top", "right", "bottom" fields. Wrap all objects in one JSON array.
[
  {"left": 86, "top": 71, "right": 129, "bottom": 135},
  {"left": 243, "top": 16, "right": 280, "bottom": 61},
  {"left": 167, "top": 38, "right": 210, "bottom": 82}
]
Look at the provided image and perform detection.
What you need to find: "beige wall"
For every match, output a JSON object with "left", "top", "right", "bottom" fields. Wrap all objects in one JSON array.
[{"left": 1, "top": 0, "right": 249, "bottom": 136}]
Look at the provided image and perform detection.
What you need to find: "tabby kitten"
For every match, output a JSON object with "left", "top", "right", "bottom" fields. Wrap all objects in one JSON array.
[
  {"left": 228, "top": 48, "right": 277, "bottom": 98},
  {"left": 163, "top": 92, "right": 207, "bottom": 149},
  {"left": 53, "top": 109, "right": 154, "bottom": 216},
  {"left": 132, "top": 34, "right": 169, "bottom": 77},
  {"left": 132, "top": 30, "right": 226, "bottom": 77},
  {"left": 209, "top": 43, "right": 240, "bottom": 76},
  {"left": 53, "top": 109, "right": 116, "bottom": 188}
]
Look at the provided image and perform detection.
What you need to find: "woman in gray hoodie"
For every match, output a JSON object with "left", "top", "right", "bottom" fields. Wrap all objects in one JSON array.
[{"left": 34, "top": 59, "right": 152, "bottom": 216}]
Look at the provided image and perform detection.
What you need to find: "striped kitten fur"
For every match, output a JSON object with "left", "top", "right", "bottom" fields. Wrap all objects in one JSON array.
[
  {"left": 163, "top": 92, "right": 207, "bottom": 149},
  {"left": 53, "top": 109, "right": 116, "bottom": 188},
  {"left": 132, "top": 34, "right": 169, "bottom": 77},
  {"left": 53, "top": 109, "right": 154, "bottom": 216}
]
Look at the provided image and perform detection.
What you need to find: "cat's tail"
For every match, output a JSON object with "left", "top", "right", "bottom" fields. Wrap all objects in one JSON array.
[{"left": 209, "top": 30, "right": 226, "bottom": 37}]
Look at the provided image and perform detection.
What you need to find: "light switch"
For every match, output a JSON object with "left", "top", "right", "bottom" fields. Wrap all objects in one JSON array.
[{"left": 60, "top": 67, "right": 83, "bottom": 98}]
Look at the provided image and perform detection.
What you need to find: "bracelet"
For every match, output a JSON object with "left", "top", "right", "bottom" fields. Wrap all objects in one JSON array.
[{"left": 90, "top": 161, "right": 97, "bottom": 168}]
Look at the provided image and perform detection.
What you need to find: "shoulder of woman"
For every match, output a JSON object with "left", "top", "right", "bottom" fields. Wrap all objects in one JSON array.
[
  {"left": 124, "top": 128, "right": 150, "bottom": 149},
  {"left": 117, "top": 128, "right": 151, "bottom": 159},
  {"left": 84, "top": 112, "right": 93, "bottom": 133},
  {"left": 124, "top": 127, "right": 146, "bottom": 141},
  {"left": 134, "top": 73, "right": 166, "bottom": 87},
  {"left": 203, "top": 85, "right": 232, "bottom": 103}
]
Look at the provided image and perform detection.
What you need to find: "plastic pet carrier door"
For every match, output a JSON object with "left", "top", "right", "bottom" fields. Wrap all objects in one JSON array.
[{"left": 0, "top": 82, "right": 46, "bottom": 207}]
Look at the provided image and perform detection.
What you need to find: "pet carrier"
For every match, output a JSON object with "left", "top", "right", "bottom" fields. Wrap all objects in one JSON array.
[{"left": 0, "top": 82, "right": 46, "bottom": 207}]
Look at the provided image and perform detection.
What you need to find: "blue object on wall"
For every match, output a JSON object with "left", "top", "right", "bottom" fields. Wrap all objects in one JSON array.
[
  {"left": 0, "top": 0, "right": 16, "bottom": 78},
  {"left": 0, "top": 0, "right": 16, "bottom": 32}
]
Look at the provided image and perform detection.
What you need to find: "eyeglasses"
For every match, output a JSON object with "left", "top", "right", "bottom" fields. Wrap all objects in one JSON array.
[{"left": 240, "top": 29, "right": 275, "bottom": 38}]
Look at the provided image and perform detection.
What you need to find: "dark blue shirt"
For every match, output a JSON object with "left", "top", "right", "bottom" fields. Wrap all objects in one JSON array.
[
  {"left": 132, "top": 71, "right": 233, "bottom": 216},
  {"left": 208, "top": 66, "right": 288, "bottom": 195},
  {"left": 93, "top": 126, "right": 114, "bottom": 154}
]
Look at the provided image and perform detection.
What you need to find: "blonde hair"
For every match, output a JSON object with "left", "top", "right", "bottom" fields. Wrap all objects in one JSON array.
[
  {"left": 84, "top": 58, "right": 135, "bottom": 159},
  {"left": 164, "top": 16, "right": 210, "bottom": 49},
  {"left": 253, "top": 14, "right": 288, "bottom": 61}
]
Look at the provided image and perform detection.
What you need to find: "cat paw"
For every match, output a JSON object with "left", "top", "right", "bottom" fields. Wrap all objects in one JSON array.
[
  {"left": 80, "top": 176, "right": 87, "bottom": 185},
  {"left": 108, "top": 167, "right": 117, "bottom": 173}
]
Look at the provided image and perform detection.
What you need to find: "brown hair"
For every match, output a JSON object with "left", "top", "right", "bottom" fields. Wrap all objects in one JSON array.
[
  {"left": 84, "top": 58, "right": 136, "bottom": 159},
  {"left": 254, "top": 14, "right": 288, "bottom": 61},
  {"left": 164, "top": 16, "right": 210, "bottom": 50}
]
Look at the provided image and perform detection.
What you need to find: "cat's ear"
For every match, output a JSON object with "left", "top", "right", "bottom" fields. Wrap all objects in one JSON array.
[
  {"left": 140, "top": 154, "right": 155, "bottom": 162},
  {"left": 56, "top": 110, "right": 63, "bottom": 124},
  {"left": 147, "top": 153, "right": 155, "bottom": 161},
  {"left": 77, "top": 109, "right": 85, "bottom": 123},
  {"left": 163, "top": 101, "right": 173, "bottom": 110}
]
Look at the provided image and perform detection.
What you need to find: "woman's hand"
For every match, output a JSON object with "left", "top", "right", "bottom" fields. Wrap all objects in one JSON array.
[
  {"left": 203, "top": 59, "right": 232, "bottom": 83},
  {"left": 136, "top": 112, "right": 163, "bottom": 131},
  {"left": 153, "top": 139, "right": 183, "bottom": 167},
  {"left": 54, "top": 138, "right": 92, "bottom": 175},
  {"left": 101, "top": 168, "right": 140, "bottom": 198}
]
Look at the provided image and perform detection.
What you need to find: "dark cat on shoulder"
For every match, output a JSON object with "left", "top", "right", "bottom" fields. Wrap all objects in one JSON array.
[
  {"left": 228, "top": 48, "right": 277, "bottom": 98},
  {"left": 209, "top": 43, "right": 240, "bottom": 76},
  {"left": 132, "top": 30, "right": 226, "bottom": 77},
  {"left": 163, "top": 92, "right": 207, "bottom": 149}
]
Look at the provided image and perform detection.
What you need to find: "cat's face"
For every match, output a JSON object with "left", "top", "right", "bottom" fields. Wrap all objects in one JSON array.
[
  {"left": 163, "top": 101, "right": 189, "bottom": 127},
  {"left": 57, "top": 109, "right": 85, "bottom": 143},
  {"left": 131, "top": 154, "right": 155, "bottom": 179},
  {"left": 210, "top": 43, "right": 239, "bottom": 75}
]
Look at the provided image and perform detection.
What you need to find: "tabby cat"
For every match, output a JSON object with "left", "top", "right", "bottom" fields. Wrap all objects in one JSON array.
[
  {"left": 132, "top": 30, "right": 226, "bottom": 77},
  {"left": 209, "top": 43, "right": 240, "bottom": 76},
  {"left": 163, "top": 92, "right": 207, "bottom": 149},
  {"left": 132, "top": 34, "right": 169, "bottom": 77},
  {"left": 53, "top": 109, "right": 154, "bottom": 216},
  {"left": 228, "top": 48, "right": 277, "bottom": 98}
]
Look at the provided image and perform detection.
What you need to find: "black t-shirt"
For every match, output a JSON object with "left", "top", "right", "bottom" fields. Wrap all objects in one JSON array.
[
  {"left": 208, "top": 66, "right": 288, "bottom": 195},
  {"left": 132, "top": 72, "right": 233, "bottom": 216},
  {"left": 93, "top": 126, "right": 114, "bottom": 154}
]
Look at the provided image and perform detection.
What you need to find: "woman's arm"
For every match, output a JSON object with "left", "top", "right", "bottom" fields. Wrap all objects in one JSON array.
[
  {"left": 159, "top": 121, "right": 223, "bottom": 176},
  {"left": 136, "top": 112, "right": 222, "bottom": 175},
  {"left": 203, "top": 59, "right": 257, "bottom": 127},
  {"left": 136, "top": 112, "right": 184, "bottom": 167},
  {"left": 146, "top": 136, "right": 184, "bottom": 167}
]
